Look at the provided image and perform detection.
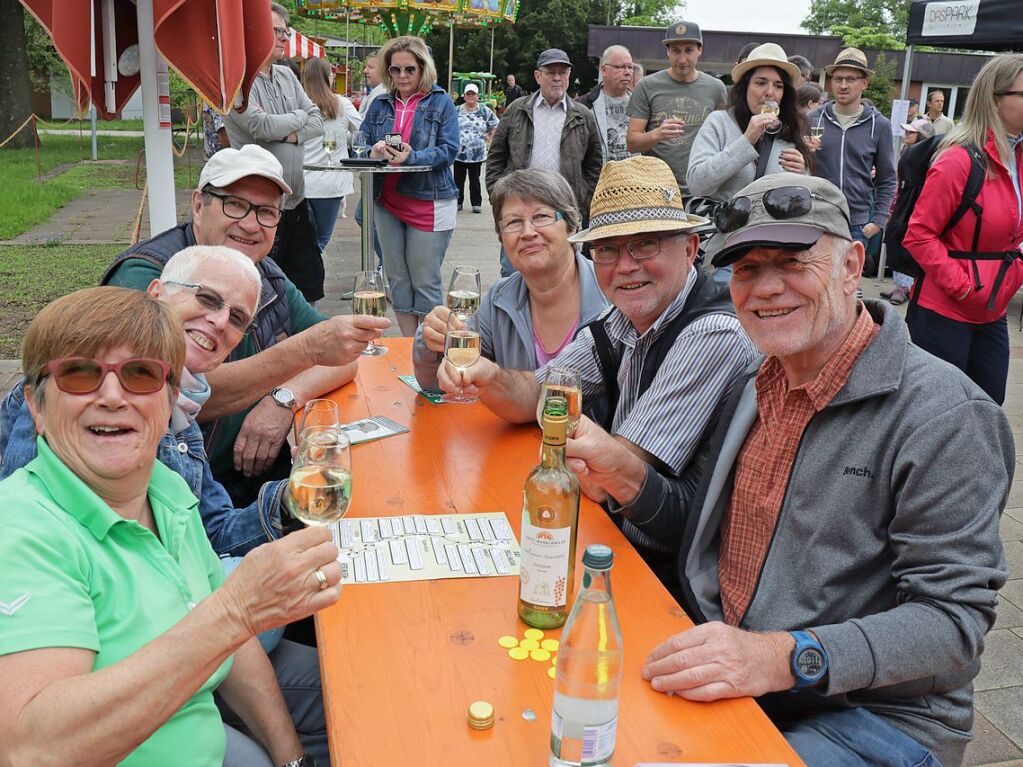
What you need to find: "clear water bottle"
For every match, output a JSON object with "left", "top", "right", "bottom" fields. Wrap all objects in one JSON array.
[{"left": 549, "top": 544, "right": 622, "bottom": 767}]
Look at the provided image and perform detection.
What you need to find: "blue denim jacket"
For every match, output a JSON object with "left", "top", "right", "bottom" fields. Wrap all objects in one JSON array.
[
  {"left": 0, "top": 383, "right": 285, "bottom": 557},
  {"left": 364, "top": 84, "right": 459, "bottom": 200}
]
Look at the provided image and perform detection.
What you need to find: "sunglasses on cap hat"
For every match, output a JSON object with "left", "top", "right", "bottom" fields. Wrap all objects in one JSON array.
[
  {"left": 715, "top": 185, "right": 850, "bottom": 234},
  {"left": 41, "top": 357, "right": 172, "bottom": 395}
]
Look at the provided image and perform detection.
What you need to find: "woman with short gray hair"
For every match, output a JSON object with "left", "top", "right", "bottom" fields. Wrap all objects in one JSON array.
[{"left": 412, "top": 169, "right": 608, "bottom": 390}]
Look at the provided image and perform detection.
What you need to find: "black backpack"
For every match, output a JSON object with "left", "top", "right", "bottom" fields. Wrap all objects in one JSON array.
[{"left": 885, "top": 138, "right": 986, "bottom": 281}]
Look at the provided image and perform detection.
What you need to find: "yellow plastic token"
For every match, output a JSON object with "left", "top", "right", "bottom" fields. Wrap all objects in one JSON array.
[
  {"left": 523, "top": 628, "right": 544, "bottom": 640},
  {"left": 551, "top": 654, "right": 557, "bottom": 666},
  {"left": 508, "top": 646, "right": 530, "bottom": 660},
  {"left": 498, "top": 635, "right": 519, "bottom": 649},
  {"left": 530, "top": 648, "right": 552, "bottom": 662},
  {"left": 540, "top": 639, "right": 559, "bottom": 652},
  {"left": 547, "top": 666, "right": 557, "bottom": 679},
  {"left": 518, "top": 638, "right": 540, "bottom": 652}
]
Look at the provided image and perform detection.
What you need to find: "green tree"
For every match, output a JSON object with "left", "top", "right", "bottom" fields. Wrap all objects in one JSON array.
[
  {"left": 863, "top": 50, "right": 896, "bottom": 113},
  {"left": 0, "top": 0, "right": 34, "bottom": 149},
  {"left": 802, "top": 0, "right": 910, "bottom": 48}
]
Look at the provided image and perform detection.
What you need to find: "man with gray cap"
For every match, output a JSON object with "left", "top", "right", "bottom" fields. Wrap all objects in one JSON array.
[
  {"left": 487, "top": 47, "right": 602, "bottom": 275},
  {"left": 626, "top": 20, "right": 727, "bottom": 193},
  {"left": 640, "top": 172, "right": 1010, "bottom": 767},
  {"left": 103, "top": 144, "right": 389, "bottom": 506}
]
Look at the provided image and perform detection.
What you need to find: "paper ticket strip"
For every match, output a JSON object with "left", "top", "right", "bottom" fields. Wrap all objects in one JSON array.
[{"left": 331, "top": 512, "right": 521, "bottom": 584}]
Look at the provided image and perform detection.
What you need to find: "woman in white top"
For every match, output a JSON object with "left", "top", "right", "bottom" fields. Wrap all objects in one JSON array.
[{"left": 302, "top": 57, "right": 363, "bottom": 252}]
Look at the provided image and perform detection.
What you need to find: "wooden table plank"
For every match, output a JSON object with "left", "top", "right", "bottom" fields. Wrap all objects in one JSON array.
[{"left": 315, "top": 339, "right": 804, "bottom": 767}]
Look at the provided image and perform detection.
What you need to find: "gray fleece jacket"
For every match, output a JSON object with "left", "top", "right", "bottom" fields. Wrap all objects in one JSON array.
[{"left": 639, "top": 300, "right": 1011, "bottom": 766}]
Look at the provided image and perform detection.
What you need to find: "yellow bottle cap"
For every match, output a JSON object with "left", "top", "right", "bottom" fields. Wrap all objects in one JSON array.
[
  {"left": 547, "top": 666, "right": 557, "bottom": 679},
  {"left": 518, "top": 638, "right": 540, "bottom": 651},
  {"left": 497, "top": 635, "right": 519, "bottom": 649},
  {"left": 468, "top": 700, "right": 495, "bottom": 730},
  {"left": 529, "top": 648, "right": 551, "bottom": 662},
  {"left": 523, "top": 628, "right": 544, "bottom": 640},
  {"left": 540, "top": 639, "right": 559, "bottom": 651},
  {"left": 508, "top": 646, "right": 529, "bottom": 660}
]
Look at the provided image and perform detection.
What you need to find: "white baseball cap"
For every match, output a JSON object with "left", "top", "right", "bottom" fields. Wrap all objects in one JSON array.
[
  {"left": 198, "top": 144, "right": 292, "bottom": 196},
  {"left": 464, "top": 83, "right": 479, "bottom": 94}
]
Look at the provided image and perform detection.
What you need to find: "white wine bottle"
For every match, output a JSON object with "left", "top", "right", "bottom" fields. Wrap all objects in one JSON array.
[{"left": 518, "top": 396, "right": 580, "bottom": 629}]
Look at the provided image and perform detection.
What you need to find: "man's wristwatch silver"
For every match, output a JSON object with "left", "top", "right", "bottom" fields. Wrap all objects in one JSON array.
[
  {"left": 269, "top": 387, "right": 299, "bottom": 412},
  {"left": 280, "top": 755, "right": 314, "bottom": 767}
]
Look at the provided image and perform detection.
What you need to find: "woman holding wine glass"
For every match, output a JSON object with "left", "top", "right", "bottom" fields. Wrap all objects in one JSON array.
[
  {"left": 686, "top": 42, "right": 812, "bottom": 281},
  {"left": 413, "top": 169, "right": 608, "bottom": 391},
  {"left": 302, "top": 56, "right": 363, "bottom": 253}
]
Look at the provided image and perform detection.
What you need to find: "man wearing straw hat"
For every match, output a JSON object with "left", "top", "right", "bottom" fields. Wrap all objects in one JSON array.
[{"left": 441, "top": 156, "right": 756, "bottom": 586}]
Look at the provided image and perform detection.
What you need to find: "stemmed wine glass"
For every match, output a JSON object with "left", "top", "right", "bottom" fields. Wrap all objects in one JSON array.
[
  {"left": 446, "top": 266, "right": 482, "bottom": 318},
  {"left": 761, "top": 99, "right": 781, "bottom": 135},
  {"left": 536, "top": 366, "right": 583, "bottom": 436},
  {"left": 322, "top": 130, "right": 339, "bottom": 166},
  {"left": 352, "top": 131, "right": 370, "bottom": 159},
  {"left": 287, "top": 425, "right": 352, "bottom": 527},
  {"left": 296, "top": 398, "right": 340, "bottom": 443},
  {"left": 443, "top": 311, "right": 481, "bottom": 404},
  {"left": 352, "top": 270, "right": 388, "bottom": 356}
]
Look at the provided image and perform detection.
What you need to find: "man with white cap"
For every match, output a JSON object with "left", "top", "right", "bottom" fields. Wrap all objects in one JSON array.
[
  {"left": 443, "top": 156, "right": 756, "bottom": 587},
  {"left": 626, "top": 19, "right": 727, "bottom": 193},
  {"left": 103, "top": 144, "right": 389, "bottom": 506},
  {"left": 642, "top": 172, "right": 1010, "bottom": 767},
  {"left": 809, "top": 47, "right": 896, "bottom": 275}
]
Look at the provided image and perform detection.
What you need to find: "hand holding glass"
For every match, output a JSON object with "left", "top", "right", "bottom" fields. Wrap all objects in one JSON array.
[
  {"left": 287, "top": 426, "right": 352, "bottom": 527},
  {"left": 352, "top": 270, "right": 388, "bottom": 356},
  {"left": 443, "top": 312, "right": 481, "bottom": 404}
]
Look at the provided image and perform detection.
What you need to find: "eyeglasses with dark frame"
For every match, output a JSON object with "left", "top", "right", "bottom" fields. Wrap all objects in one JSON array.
[
  {"left": 203, "top": 188, "right": 282, "bottom": 228},
  {"left": 830, "top": 75, "right": 865, "bottom": 85},
  {"left": 714, "top": 185, "right": 850, "bottom": 234},
  {"left": 499, "top": 210, "right": 564, "bottom": 234},
  {"left": 997, "top": 91, "right": 1023, "bottom": 98},
  {"left": 388, "top": 65, "right": 419, "bottom": 77},
  {"left": 163, "top": 280, "right": 256, "bottom": 334},
  {"left": 272, "top": 26, "right": 290, "bottom": 41},
  {"left": 591, "top": 232, "right": 687, "bottom": 265},
  {"left": 41, "top": 357, "right": 172, "bottom": 395}
]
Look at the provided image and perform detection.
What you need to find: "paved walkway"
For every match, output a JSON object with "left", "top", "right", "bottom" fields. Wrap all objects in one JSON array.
[{"left": 3, "top": 181, "right": 1023, "bottom": 766}]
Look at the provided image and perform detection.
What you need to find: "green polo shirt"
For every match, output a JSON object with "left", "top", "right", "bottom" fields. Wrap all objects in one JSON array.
[{"left": 0, "top": 438, "right": 233, "bottom": 766}]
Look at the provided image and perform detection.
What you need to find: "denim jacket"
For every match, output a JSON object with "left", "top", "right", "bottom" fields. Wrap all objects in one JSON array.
[
  {"left": 0, "top": 383, "right": 286, "bottom": 557},
  {"left": 363, "top": 84, "right": 459, "bottom": 200}
]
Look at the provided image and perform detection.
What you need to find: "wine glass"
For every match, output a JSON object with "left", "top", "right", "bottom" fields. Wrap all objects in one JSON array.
[
  {"left": 352, "top": 131, "right": 370, "bottom": 159},
  {"left": 352, "top": 270, "right": 389, "bottom": 356},
  {"left": 761, "top": 99, "right": 781, "bottom": 135},
  {"left": 286, "top": 426, "right": 352, "bottom": 527},
  {"left": 322, "top": 130, "right": 339, "bottom": 165},
  {"left": 536, "top": 366, "right": 582, "bottom": 436},
  {"left": 442, "top": 311, "right": 481, "bottom": 404},
  {"left": 297, "top": 399, "right": 340, "bottom": 443},
  {"left": 446, "top": 266, "right": 482, "bottom": 318}
]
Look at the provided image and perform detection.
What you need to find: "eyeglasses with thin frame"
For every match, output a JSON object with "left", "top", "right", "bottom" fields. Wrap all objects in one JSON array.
[
  {"left": 273, "top": 26, "right": 290, "bottom": 41},
  {"left": 998, "top": 91, "right": 1023, "bottom": 98},
  {"left": 538, "top": 67, "right": 570, "bottom": 79},
  {"left": 41, "top": 357, "right": 172, "bottom": 395},
  {"left": 591, "top": 232, "right": 686, "bottom": 265},
  {"left": 162, "top": 280, "right": 256, "bottom": 333},
  {"left": 715, "top": 185, "right": 850, "bottom": 234},
  {"left": 203, "top": 188, "right": 282, "bottom": 228},
  {"left": 603, "top": 63, "right": 632, "bottom": 71},
  {"left": 388, "top": 65, "right": 419, "bottom": 77},
  {"left": 499, "top": 210, "right": 564, "bottom": 234},
  {"left": 830, "top": 75, "right": 864, "bottom": 85}
]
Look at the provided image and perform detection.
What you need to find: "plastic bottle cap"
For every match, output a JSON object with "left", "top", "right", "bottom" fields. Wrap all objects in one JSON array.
[
  {"left": 582, "top": 544, "right": 614, "bottom": 570},
  {"left": 468, "top": 700, "right": 495, "bottom": 730}
]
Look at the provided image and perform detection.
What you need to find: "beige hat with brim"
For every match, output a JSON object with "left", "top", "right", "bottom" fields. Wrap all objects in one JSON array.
[
  {"left": 568, "top": 156, "right": 707, "bottom": 244},
  {"left": 824, "top": 47, "right": 874, "bottom": 78},
  {"left": 731, "top": 43, "right": 801, "bottom": 85}
]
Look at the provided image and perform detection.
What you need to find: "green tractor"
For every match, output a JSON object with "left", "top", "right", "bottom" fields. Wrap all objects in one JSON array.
[{"left": 452, "top": 72, "right": 498, "bottom": 110}]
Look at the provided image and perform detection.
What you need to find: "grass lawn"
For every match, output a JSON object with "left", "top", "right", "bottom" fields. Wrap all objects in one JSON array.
[{"left": 0, "top": 244, "right": 121, "bottom": 357}]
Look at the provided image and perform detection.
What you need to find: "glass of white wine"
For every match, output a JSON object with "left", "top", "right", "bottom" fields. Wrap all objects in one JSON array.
[
  {"left": 352, "top": 131, "right": 370, "bottom": 159},
  {"left": 298, "top": 399, "right": 340, "bottom": 443},
  {"left": 322, "top": 130, "right": 339, "bottom": 165},
  {"left": 352, "top": 270, "right": 388, "bottom": 357},
  {"left": 442, "top": 311, "right": 481, "bottom": 404},
  {"left": 537, "top": 366, "right": 583, "bottom": 436},
  {"left": 287, "top": 426, "right": 352, "bottom": 527},
  {"left": 446, "top": 266, "right": 481, "bottom": 318},
  {"left": 760, "top": 99, "right": 781, "bottom": 134}
]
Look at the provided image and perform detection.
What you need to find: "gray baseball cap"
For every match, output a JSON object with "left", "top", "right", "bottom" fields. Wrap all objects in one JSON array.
[
  {"left": 536, "top": 48, "right": 571, "bottom": 68},
  {"left": 711, "top": 173, "right": 852, "bottom": 268},
  {"left": 662, "top": 19, "right": 703, "bottom": 46}
]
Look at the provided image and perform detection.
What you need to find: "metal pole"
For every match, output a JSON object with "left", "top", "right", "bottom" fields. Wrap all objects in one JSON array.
[
  {"left": 899, "top": 45, "right": 914, "bottom": 101},
  {"left": 136, "top": 0, "right": 177, "bottom": 234},
  {"left": 448, "top": 24, "right": 455, "bottom": 94},
  {"left": 90, "top": 104, "right": 98, "bottom": 160},
  {"left": 489, "top": 27, "right": 494, "bottom": 75}
]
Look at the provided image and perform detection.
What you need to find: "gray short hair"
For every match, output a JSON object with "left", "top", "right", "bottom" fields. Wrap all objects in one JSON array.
[
  {"left": 489, "top": 170, "right": 582, "bottom": 235},
  {"left": 600, "top": 45, "right": 631, "bottom": 66},
  {"left": 787, "top": 54, "right": 813, "bottom": 80},
  {"left": 270, "top": 2, "right": 289, "bottom": 22},
  {"left": 162, "top": 246, "right": 262, "bottom": 314}
]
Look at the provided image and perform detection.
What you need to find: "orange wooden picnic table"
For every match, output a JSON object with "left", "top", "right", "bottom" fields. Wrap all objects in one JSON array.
[{"left": 314, "top": 338, "right": 804, "bottom": 767}]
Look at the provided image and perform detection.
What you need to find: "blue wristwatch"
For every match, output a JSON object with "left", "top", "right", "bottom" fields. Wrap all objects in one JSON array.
[{"left": 789, "top": 630, "right": 828, "bottom": 688}]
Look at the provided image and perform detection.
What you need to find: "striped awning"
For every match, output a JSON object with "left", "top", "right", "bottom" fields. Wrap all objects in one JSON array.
[{"left": 287, "top": 29, "right": 325, "bottom": 60}]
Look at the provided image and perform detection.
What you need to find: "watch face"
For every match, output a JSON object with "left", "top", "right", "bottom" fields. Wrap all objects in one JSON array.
[
  {"left": 273, "top": 388, "right": 296, "bottom": 407},
  {"left": 797, "top": 647, "right": 826, "bottom": 679}
]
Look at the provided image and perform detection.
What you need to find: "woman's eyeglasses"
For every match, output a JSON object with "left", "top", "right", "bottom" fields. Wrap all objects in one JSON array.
[
  {"left": 388, "top": 65, "right": 419, "bottom": 77},
  {"left": 714, "top": 186, "right": 849, "bottom": 233},
  {"left": 499, "top": 211, "right": 564, "bottom": 234},
  {"left": 163, "top": 281, "right": 256, "bottom": 333},
  {"left": 41, "top": 357, "right": 172, "bottom": 395}
]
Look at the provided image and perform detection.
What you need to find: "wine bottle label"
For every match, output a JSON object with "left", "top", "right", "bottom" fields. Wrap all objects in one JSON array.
[{"left": 519, "top": 519, "right": 571, "bottom": 607}]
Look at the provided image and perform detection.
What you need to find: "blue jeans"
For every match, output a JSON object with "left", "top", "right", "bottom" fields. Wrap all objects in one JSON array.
[
  {"left": 307, "top": 196, "right": 343, "bottom": 252},
  {"left": 373, "top": 202, "right": 452, "bottom": 315},
  {"left": 784, "top": 707, "right": 942, "bottom": 767},
  {"left": 907, "top": 302, "right": 1009, "bottom": 404}
]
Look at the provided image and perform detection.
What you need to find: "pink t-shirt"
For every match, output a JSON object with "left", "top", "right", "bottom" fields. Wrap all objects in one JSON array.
[
  {"left": 533, "top": 319, "right": 579, "bottom": 366},
  {"left": 379, "top": 92, "right": 456, "bottom": 232}
]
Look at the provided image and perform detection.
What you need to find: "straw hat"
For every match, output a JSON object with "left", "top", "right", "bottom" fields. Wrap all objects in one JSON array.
[
  {"left": 731, "top": 43, "right": 801, "bottom": 84},
  {"left": 568, "top": 156, "right": 707, "bottom": 243},
  {"left": 825, "top": 47, "right": 874, "bottom": 77}
]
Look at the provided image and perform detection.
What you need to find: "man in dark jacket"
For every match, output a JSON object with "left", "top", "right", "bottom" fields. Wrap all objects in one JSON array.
[{"left": 504, "top": 73, "right": 525, "bottom": 103}]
